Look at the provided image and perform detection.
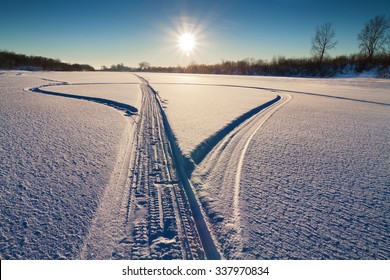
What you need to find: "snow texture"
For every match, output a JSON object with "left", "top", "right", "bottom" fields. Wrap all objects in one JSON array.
[
  {"left": 1, "top": 71, "right": 209, "bottom": 260},
  {"left": 140, "top": 72, "right": 390, "bottom": 104},
  {"left": 150, "top": 83, "right": 277, "bottom": 155},
  {"left": 1, "top": 71, "right": 389, "bottom": 260},
  {"left": 81, "top": 78, "right": 209, "bottom": 260},
  {"left": 44, "top": 84, "right": 142, "bottom": 111},
  {"left": 238, "top": 94, "right": 390, "bottom": 259},
  {"left": 28, "top": 71, "right": 140, "bottom": 84},
  {"left": 0, "top": 72, "right": 134, "bottom": 259},
  {"left": 185, "top": 74, "right": 390, "bottom": 259}
]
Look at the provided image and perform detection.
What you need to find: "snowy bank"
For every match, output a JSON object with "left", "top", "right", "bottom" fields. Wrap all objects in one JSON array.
[{"left": 0, "top": 72, "right": 135, "bottom": 259}]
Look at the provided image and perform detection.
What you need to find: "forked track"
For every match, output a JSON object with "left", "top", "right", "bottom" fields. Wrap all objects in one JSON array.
[
  {"left": 233, "top": 94, "right": 292, "bottom": 225},
  {"left": 31, "top": 75, "right": 289, "bottom": 260},
  {"left": 133, "top": 77, "right": 220, "bottom": 259},
  {"left": 83, "top": 77, "right": 208, "bottom": 259},
  {"left": 192, "top": 92, "right": 292, "bottom": 258}
]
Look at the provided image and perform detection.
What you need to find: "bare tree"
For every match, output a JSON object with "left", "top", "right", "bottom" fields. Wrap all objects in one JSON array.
[
  {"left": 311, "top": 22, "right": 337, "bottom": 63},
  {"left": 138, "top": 61, "right": 150, "bottom": 70},
  {"left": 357, "top": 15, "right": 390, "bottom": 61}
]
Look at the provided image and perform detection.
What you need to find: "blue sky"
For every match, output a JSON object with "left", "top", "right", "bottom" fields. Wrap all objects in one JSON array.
[{"left": 1, "top": 0, "right": 389, "bottom": 68}]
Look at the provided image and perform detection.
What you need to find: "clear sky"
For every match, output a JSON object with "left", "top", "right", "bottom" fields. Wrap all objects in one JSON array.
[{"left": 1, "top": 0, "right": 389, "bottom": 68}]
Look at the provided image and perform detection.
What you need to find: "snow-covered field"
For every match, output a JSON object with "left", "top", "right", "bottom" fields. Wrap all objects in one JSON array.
[
  {"left": 193, "top": 92, "right": 389, "bottom": 259},
  {"left": 239, "top": 94, "right": 389, "bottom": 259},
  {"left": 44, "top": 84, "right": 142, "bottom": 110},
  {"left": 141, "top": 72, "right": 390, "bottom": 104},
  {"left": 0, "top": 72, "right": 134, "bottom": 259},
  {"left": 149, "top": 83, "right": 277, "bottom": 155},
  {"left": 140, "top": 72, "right": 390, "bottom": 259},
  {"left": 1, "top": 71, "right": 389, "bottom": 260},
  {"left": 27, "top": 71, "right": 140, "bottom": 84}
]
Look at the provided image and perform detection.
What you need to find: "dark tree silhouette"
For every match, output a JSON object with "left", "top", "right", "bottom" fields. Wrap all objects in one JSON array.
[
  {"left": 138, "top": 61, "right": 150, "bottom": 70},
  {"left": 311, "top": 22, "right": 337, "bottom": 63},
  {"left": 357, "top": 15, "right": 390, "bottom": 61},
  {"left": 0, "top": 51, "right": 94, "bottom": 71}
]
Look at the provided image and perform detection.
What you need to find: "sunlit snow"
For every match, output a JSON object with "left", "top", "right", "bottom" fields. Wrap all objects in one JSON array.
[{"left": 1, "top": 71, "right": 389, "bottom": 260}]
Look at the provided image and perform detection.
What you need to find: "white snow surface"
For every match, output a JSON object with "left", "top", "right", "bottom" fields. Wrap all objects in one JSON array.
[
  {"left": 180, "top": 73, "right": 390, "bottom": 259},
  {"left": 44, "top": 84, "right": 141, "bottom": 110},
  {"left": 149, "top": 83, "right": 277, "bottom": 155},
  {"left": 27, "top": 71, "right": 140, "bottom": 84},
  {"left": 1, "top": 71, "right": 389, "bottom": 260},
  {"left": 0, "top": 72, "right": 135, "bottom": 259},
  {"left": 140, "top": 72, "right": 390, "bottom": 104},
  {"left": 238, "top": 94, "right": 390, "bottom": 259}
]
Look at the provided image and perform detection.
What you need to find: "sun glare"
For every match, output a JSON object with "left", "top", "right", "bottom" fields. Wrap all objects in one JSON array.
[{"left": 178, "top": 33, "right": 195, "bottom": 54}]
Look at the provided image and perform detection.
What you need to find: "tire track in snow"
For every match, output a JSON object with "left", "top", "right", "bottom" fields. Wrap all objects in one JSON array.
[
  {"left": 81, "top": 77, "right": 208, "bottom": 259},
  {"left": 152, "top": 82, "right": 389, "bottom": 106},
  {"left": 191, "top": 92, "right": 292, "bottom": 258},
  {"left": 29, "top": 77, "right": 208, "bottom": 259},
  {"left": 143, "top": 78, "right": 293, "bottom": 258},
  {"left": 190, "top": 96, "right": 281, "bottom": 167},
  {"left": 28, "top": 76, "right": 290, "bottom": 259},
  {"left": 135, "top": 76, "right": 220, "bottom": 259},
  {"left": 233, "top": 94, "right": 292, "bottom": 226},
  {"left": 30, "top": 82, "right": 138, "bottom": 116},
  {"left": 28, "top": 79, "right": 141, "bottom": 259},
  {"left": 79, "top": 114, "right": 136, "bottom": 259}
]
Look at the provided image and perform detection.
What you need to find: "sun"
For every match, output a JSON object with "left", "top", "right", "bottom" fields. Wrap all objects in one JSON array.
[{"left": 178, "top": 33, "right": 195, "bottom": 54}]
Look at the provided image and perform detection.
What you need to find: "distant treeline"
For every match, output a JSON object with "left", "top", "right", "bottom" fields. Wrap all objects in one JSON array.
[
  {"left": 105, "top": 15, "right": 390, "bottom": 78},
  {"left": 3, "top": 50, "right": 389, "bottom": 77},
  {"left": 0, "top": 51, "right": 95, "bottom": 71},
  {"left": 109, "top": 53, "right": 389, "bottom": 77},
  {"left": 101, "top": 63, "right": 133, "bottom": 72}
]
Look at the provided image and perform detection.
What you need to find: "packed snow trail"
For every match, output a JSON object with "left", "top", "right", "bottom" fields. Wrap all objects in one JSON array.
[
  {"left": 133, "top": 76, "right": 221, "bottom": 259},
  {"left": 192, "top": 92, "right": 292, "bottom": 259},
  {"left": 78, "top": 76, "right": 216, "bottom": 259},
  {"left": 148, "top": 82, "right": 390, "bottom": 107},
  {"left": 28, "top": 75, "right": 219, "bottom": 259},
  {"left": 232, "top": 94, "right": 292, "bottom": 225},
  {"left": 31, "top": 82, "right": 139, "bottom": 115},
  {"left": 239, "top": 93, "right": 390, "bottom": 259},
  {"left": 1, "top": 74, "right": 132, "bottom": 259}
]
